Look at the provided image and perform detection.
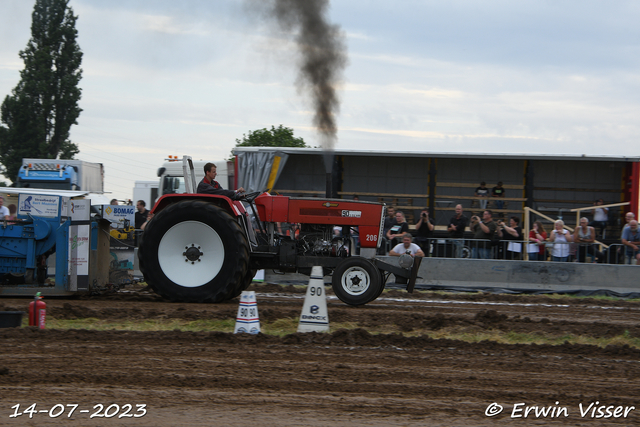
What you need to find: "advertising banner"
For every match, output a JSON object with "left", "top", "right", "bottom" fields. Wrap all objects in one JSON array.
[
  {"left": 69, "top": 199, "right": 91, "bottom": 292},
  {"left": 18, "top": 194, "right": 60, "bottom": 218},
  {"left": 99, "top": 204, "right": 135, "bottom": 285}
]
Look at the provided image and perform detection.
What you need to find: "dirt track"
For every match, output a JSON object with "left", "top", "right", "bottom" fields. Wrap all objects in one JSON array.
[{"left": 2, "top": 283, "right": 640, "bottom": 426}]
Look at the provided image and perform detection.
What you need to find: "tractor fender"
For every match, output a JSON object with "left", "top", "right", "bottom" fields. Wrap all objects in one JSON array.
[{"left": 151, "top": 194, "right": 246, "bottom": 218}]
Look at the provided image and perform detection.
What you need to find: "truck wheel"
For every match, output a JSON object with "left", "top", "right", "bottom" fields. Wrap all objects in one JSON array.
[
  {"left": 138, "top": 200, "right": 249, "bottom": 303},
  {"left": 332, "top": 258, "right": 382, "bottom": 306}
]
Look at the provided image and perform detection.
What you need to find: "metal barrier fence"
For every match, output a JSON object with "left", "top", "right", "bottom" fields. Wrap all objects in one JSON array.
[
  {"left": 605, "top": 243, "right": 639, "bottom": 265},
  {"left": 411, "top": 238, "right": 638, "bottom": 264}
]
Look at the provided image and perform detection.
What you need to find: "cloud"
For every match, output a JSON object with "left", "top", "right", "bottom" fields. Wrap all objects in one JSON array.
[
  {"left": 141, "top": 14, "right": 209, "bottom": 36},
  {"left": 345, "top": 31, "right": 373, "bottom": 41}
]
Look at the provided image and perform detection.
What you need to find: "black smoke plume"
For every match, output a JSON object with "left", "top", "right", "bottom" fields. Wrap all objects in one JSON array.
[{"left": 255, "top": 0, "right": 347, "bottom": 156}]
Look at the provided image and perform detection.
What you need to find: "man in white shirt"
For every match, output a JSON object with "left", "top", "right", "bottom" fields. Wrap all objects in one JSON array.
[
  {"left": 389, "top": 233, "right": 425, "bottom": 257},
  {"left": 590, "top": 198, "right": 608, "bottom": 238},
  {"left": 0, "top": 196, "right": 9, "bottom": 220}
]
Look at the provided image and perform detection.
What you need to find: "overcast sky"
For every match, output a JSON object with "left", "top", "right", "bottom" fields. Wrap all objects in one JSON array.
[{"left": 1, "top": 0, "right": 639, "bottom": 201}]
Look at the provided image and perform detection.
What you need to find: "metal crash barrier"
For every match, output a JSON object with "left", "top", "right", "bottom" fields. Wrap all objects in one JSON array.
[{"left": 414, "top": 238, "right": 630, "bottom": 264}]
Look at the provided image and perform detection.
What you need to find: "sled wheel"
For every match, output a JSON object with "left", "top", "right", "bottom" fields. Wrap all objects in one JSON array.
[
  {"left": 138, "top": 200, "right": 249, "bottom": 302},
  {"left": 332, "top": 258, "right": 382, "bottom": 306}
]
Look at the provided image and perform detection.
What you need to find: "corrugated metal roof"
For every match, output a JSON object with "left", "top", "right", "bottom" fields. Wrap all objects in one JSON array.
[{"left": 232, "top": 147, "right": 640, "bottom": 162}]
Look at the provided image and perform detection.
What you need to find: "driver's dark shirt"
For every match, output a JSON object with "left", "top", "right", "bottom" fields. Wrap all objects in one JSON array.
[{"left": 197, "top": 177, "right": 236, "bottom": 198}]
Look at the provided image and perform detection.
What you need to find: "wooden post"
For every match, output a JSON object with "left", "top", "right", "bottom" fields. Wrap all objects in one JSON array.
[{"left": 524, "top": 207, "right": 530, "bottom": 261}]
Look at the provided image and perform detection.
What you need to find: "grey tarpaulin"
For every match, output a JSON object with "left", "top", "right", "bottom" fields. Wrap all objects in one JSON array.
[{"left": 236, "top": 150, "right": 289, "bottom": 193}]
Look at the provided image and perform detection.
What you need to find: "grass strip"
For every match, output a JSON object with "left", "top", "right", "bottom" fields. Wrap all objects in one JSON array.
[{"left": 22, "top": 317, "right": 640, "bottom": 349}]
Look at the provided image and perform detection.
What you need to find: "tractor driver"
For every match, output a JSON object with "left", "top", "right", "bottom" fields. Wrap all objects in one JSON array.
[{"left": 197, "top": 162, "right": 246, "bottom": 199}]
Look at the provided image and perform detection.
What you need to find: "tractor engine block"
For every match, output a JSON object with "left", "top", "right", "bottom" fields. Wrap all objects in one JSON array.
[{"left": 297, "top": 225, "right": 349, "bottom": 257}]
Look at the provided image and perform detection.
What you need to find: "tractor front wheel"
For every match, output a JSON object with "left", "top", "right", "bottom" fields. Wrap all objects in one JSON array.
[{"left": 332, "top": 258, "right": 382, "bottom": 306}]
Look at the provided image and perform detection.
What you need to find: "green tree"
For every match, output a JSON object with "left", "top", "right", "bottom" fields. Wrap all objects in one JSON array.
[
  {"left": 0, "top": 0, "right": 82, "bottom": 183},
  {"left": 235, "top": 125, "right": 308, "bottom": 148}
]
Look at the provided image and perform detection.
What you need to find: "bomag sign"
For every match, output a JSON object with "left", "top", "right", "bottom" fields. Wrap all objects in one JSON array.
[{"left": 105, "top": 206, "right": 134, "bottom": 216}]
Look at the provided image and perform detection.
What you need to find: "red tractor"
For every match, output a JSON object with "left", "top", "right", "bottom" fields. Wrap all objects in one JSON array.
[{"left": 138, "top": 158, "right": 419, "bottom": 305}]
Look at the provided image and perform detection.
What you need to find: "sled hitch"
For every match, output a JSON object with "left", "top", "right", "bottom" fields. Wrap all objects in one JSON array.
[{"left": 371, "top": 256, "right": 422, "bottom": 293}]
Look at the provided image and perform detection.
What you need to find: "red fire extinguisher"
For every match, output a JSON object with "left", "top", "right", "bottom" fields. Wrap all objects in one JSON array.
[{"left": 29, "top": 292, "right": 46, "bottom": 329}]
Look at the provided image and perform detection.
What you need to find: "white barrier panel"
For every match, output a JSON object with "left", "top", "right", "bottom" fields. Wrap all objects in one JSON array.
[
  {"left": 266, "top": 257, "right": 640, "bottom": 296},
  {"left": 298, "top": 266, "right": 330, "bottom": 333},
  {"left": 234, "top": 291, "right": 260, "bottom": 334}
]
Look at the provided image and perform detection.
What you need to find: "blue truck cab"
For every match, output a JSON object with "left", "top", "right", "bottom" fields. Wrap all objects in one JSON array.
[
  {"left": 17, "top": 161, "right": 80, "bottom": 190},
  {"left": 16, "top": 159, "right": 104, "bottom": 192}
]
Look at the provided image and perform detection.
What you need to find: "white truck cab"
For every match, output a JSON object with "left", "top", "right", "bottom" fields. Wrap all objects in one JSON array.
[{"left": 157, "top": 158, "right": 230, "bottom": 196}]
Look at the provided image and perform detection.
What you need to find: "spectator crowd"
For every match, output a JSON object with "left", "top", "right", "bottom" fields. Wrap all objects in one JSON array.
[{"left": 378, "top": 197, "right": 637, "bottom": 264}]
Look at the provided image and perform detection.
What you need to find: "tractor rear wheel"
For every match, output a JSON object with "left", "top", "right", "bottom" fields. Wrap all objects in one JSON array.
[
  {"left": 229, "top": 268, "right": 257, "bottom": 299},
  {"left": 331, "top": 258, "right": 382, "bottom": 306},
  {"left": 138, "top": 200, "right": 249, "bottom": 302}
]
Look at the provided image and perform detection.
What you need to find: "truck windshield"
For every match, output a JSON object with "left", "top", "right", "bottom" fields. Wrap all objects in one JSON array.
[
  {"left": 16, "top": 180, "right": 72, "bottom": 190},
  {"left": 162, "top": 176, "right": 187, "bottom": 194}
]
